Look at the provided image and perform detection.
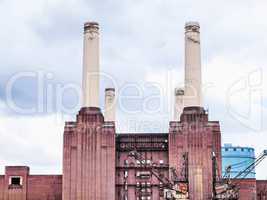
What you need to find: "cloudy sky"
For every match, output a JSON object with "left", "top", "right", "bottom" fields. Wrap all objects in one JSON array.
[{"left": 0, "top": 0, "right": 267, "bottom": 179}]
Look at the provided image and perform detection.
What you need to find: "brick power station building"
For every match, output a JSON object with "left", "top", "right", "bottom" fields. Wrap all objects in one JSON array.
[{"left": 0, "top": 22, "right": 267, "bottom": 200}]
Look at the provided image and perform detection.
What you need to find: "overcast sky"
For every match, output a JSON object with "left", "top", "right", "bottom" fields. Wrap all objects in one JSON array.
[{"left": 0, "top": 0, "right": 267, "bottom": 179}]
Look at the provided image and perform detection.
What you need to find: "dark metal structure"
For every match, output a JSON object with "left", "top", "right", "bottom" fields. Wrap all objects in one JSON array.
[{"left": 213, "top": 150, "right": 267, "bottom": 200}]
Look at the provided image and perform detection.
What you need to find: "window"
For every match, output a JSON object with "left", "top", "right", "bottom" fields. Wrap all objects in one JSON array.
[
  {"left": 124, "top": 171, "right": 128, "bottom": 178},
  {"left": 136, "top": 182, "right": 140, "bottom": 187},
  {"left": 124, "top": 160, "right": 129, "bottom": 166},
  {"left": 136, "top": 160, "right": 141, "bottom": 166},
  {"left": 136, "top": 171, "right": 151, "bottom": 179},
  {"left": 9, "top": 176, "right": 22, "bottom": 186}
]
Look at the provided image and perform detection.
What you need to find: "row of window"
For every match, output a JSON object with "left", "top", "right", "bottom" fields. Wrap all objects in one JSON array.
[
  {"left": 222, "top": 148, "right": 254, "bottom": 152},
  {"left": 124, "top": 159, "right": 165, "bottom": 166},
  {"left": 137, "top": 196, "right": 151, "bottom": 200}
]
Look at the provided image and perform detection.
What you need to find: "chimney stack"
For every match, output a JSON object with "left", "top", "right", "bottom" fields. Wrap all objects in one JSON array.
[
  {"left": 82, "top": 22, "right": 100, "bottom": 107},
  {"left": 174, "top": 88, "right": 184, "bottom": 121},
  {"left": 104, "top": 88, "right": 116, "bottom": 121},
  {"left": 184, "top": 22, "right": 202, "bottom": 107}
]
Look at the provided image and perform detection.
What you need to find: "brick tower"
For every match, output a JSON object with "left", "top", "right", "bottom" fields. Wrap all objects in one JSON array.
[
  {"left": 169, "top": 107, "right": 221, "bottom": 200},
  {"left": 170, "top": 22, "right": 222, "bottom": 200},
  {"left": 62, "top": 22, "right": 116, "bottom": 200}
]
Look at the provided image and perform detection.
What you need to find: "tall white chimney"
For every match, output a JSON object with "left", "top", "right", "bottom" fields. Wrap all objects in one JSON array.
[
  {"left": 104, "top": 88, "right": 116, "bottom": 121},
  {"left": 184, "top": 22, "right": 202, "bottom": 107},
  {"left": 174, "top": 88, "right": 184, "bottom": 121},
  {"left": 82, "top": 22, "right": 100, "bottom": 107}
]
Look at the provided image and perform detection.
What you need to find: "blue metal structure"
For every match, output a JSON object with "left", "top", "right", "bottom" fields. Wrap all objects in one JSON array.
[{"left": 221, "top": 143, "right": 256, "bottom": 178}]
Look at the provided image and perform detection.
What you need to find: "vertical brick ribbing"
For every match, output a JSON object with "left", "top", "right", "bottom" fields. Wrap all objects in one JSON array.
[
  {"left": 62, "top": 107, "right": 115, "bottom": 200},
  {"left": 169, "top": 107, "right": 222, "bottom": 200}
]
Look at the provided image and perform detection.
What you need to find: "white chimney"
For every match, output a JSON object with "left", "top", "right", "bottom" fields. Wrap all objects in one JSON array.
[
  {"left": 82, "top": 22, "right": 100, "bottom": 107},
  {"left": 104, "top": 88, "right": 116, "bottom": 121},
  {"left": 184, "top": 22, "right": 202, "bottom": 107},
  {"left": 174, "top": 88, "right": 184, "bottom": 121}
]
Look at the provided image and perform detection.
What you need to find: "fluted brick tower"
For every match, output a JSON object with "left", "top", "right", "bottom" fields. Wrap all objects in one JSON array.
[
  {"left": 62, "top": 22, "right": 116, "bottom": 200},
  {"left": 169, "top": 108, "right": 221, "bottom": 200}
]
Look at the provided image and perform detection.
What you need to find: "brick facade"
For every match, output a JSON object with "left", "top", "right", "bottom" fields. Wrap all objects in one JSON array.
[
  {"left": 0, "top": 107, "right": 266, "bottom": 199},
  {"left": 169, "top": 107, "right": 222, "bottom": 200},
  {"left": 63, "top": 107, "right": 116, "bottom": 200},
  {"left": 257, "top": 180, "right": 267, "bottom": 200},
  {"left": 0, "top": 166, "right": 61, "bottom": 200},
  {"left": 231, "top": 179, "right": 257, "bottom": 200}
]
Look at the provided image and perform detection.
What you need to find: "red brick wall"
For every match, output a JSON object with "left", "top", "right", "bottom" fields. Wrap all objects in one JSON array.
[
  {"left": 4, "top": 166, "right": 29, "bottom": 200},
  {"left": 0, "top": 175, "right": 4, "bottom": 199},
  {"left": 0, "top": 167, "right": 62, "bottom": 200},
  {"left": 231, "top": 179, "right": 257, "bottom": 200},
  {"left": 257, "top": 180, "right": 267, "bottom": 200},
  {"left": 27, "top": 175, "right": 62, "bottom": 200},
  {"left": 169, "top": 107, "right": 222, "bottom": 200},
  {"left": 63, "top": 107, "right": 116, "bottom": 200}
]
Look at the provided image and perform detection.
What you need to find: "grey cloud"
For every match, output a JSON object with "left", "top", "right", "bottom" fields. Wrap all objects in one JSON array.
[{"left": 0, "top": 0, "right": 267, "bottom": 176}]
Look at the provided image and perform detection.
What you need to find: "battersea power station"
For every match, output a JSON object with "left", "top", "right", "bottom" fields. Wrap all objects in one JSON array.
[{"left": 1, "top": 21, "right": 267, "bottom": 200}]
